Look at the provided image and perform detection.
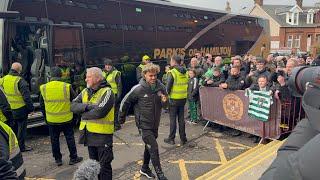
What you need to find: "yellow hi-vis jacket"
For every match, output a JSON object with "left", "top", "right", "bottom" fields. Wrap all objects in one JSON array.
[
  {"left": 169, "top": 68, "right": 188, "bottom": 99},
  {"left": 40, "top": 81, "right": 73, "bottom": 124},
  {"left": 0, "top": 121, "right": 26, "bottom": 178},
  {"left": 79, "top": 87, "right": 114, "bottom": 134},
  {"left": 1, "top": 75, "right": 26, "bottom": 110},
  {"left": 103, "top": 70, "right": 120, "bottom": 95}
]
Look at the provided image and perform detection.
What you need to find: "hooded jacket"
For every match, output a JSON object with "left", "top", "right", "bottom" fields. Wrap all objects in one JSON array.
[
  {"left": 119, "top": 79, "right": 167, "bottom": 130},
  {"left": 71, "top": 80, "right": 114, "bottom": 146},
  {"left": 3, "top": 70, "right": 34, "bottom": 120},
  {"left": 260, "top": 84, "right": 320, "bottom": 180},
  {"left": 166, "top": 65, "right": 187, "bottom": 106}
]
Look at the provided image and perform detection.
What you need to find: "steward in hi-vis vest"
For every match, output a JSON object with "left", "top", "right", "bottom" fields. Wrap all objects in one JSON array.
[
  {"left": 0, "top": 121, "right": 26, "bottom": 179},
  {"left": 39, "top": 67, "right": 83, "bottom": 166},
  {"left": 102, "top": 58, "right": 122, "bottom": 131},
  {"left": 1, "top": 62, "right": 34, "bottom": 152},
  {"left": 136, "top": 55, "right": 151, "bottom": 82},
  {"left": 71, "top": 67, "right": 115, "bottom": 180},
  {"left": 164, "top": 55, "right": 188, "bottom": 146}
]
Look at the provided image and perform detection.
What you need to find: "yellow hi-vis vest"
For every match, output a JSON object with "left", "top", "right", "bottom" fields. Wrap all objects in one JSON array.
[
  {"left": 1, "top": 75, "right": 26, "bottom": 110},
  {"left": 169, "top": 68, "right": 188, "bottom": 99},
  {"left": 138, "top": 64, "right": 145, "bottom": 70},
  {"left": 79, "top": 87, "right": 114, "bottom": 134},
  {"left": 60, "top": 67, "right": 71, "bottom": 83},
  {"left": 0, "top": 121, "right": 26, "bottom": 179},
  {"left": 40, "top": 81, "right": 73, "bottom": 124},
  {"left": 103, "top": 70, "right": 120, "bottom": 94},
  {"left": 0, "top": 87, "right": 7, "bottom": 122}
]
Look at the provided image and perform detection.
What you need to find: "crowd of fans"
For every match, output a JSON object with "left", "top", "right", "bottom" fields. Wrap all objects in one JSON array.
[{"left": 161, "top": 52, "right": 319, "bottom": 140}]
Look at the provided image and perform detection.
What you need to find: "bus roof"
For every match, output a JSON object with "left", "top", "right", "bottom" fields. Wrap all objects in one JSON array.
[{"left": 135, "top": 0, "right": 260, "bottom": 19}]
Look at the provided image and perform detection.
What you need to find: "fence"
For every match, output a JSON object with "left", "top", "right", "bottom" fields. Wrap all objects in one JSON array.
[{"left": 200, "top": 87, "right": 304, "bottom": 140}]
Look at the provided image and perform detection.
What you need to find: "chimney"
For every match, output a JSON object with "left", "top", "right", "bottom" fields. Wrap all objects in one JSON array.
[
  {"left": 225, "top": 1, "right": 231, "bottom": 12},
  {"left": 254, "top": 0, "right": 263, "bottom": 6},
  {"left": 296, "top": 0, "right": 303, "bottom": 8}
]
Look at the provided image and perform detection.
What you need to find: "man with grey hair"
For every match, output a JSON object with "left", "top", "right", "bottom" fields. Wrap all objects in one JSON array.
[
  {"left": 71, "top": 67, "right": 115, "bottom": 180},
  {"left": 1, "top": 62, "right": 34, "bottom": 152}
]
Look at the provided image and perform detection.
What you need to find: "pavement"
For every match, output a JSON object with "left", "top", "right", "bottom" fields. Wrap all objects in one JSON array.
[{"left": 22, "top": 112, "right": 276, "bottom": 180}]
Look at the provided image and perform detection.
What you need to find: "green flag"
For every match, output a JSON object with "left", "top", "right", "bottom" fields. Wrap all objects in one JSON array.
[{"left": 246, "top": 89, "right": 273, "bottom": 122}]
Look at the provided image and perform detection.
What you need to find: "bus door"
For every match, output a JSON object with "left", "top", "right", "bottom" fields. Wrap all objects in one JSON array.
[
  {"left": 49, "top": 24, "right": 86, "bottom": 93},
  {"left": 2, "top": 20, "right": 50, "bottom": 99}
]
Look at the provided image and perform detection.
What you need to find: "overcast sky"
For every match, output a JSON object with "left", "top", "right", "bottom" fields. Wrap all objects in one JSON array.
[{"left": 170, "top": 0, "right": 319, "bottom": 13}]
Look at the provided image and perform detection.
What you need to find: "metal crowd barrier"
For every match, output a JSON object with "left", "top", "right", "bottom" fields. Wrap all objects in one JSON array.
[{"left": 199, "top": 87, "right": 305, "bottom": 140}]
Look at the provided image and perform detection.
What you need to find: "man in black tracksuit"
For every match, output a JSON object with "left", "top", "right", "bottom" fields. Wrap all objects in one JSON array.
[
  {"left": 119, "top": 63, "right": 168, "bottom": 180},
  {"left": 71, "top": 67, "right": 115, "bottom": 180},
  {"left": 164, "top": 56, "right": 188, "bottom": 145}
]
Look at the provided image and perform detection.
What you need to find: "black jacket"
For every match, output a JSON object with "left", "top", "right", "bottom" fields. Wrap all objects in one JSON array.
[
  {"left": 71, "top": 80, "right": 114, "bottom": 147},
  {"left": 39, "top": 78, "right": 77, "bottom": 125},
  {"left": 0, "top": 125, "right": 19, "bottom": 179},
  {"left": 225, "top": 75, "right": 245, "bottom": 90},
  {"left": 187, "top": 77, "right": 199, "bottom": 101},
  {"left": 119, "top": 79, "right": 168, "bottom": 130},
  {"left": 166, "top": 65, "right": 187, "bottom": 106},
  {"left": 0, "top": 88, "right": 13, "bottom": 124},
  {"left": 203, "top": 75, "right": 225, "bottom": 87},
  {"left": 0, "top": 159, "right": 17, "bottom": 180},
  {"left": 6, "top": 70, "right": 34, "bottom": 120}
]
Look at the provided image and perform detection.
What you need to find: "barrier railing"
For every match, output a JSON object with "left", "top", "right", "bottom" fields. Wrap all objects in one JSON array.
[{"left": 199, "top": 87, "right": 304, "bottom": 140}]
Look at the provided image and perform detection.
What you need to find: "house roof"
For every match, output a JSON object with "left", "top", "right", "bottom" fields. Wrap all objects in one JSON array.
[{"left": 260, "top": 4, "right": 320, "bottom": 27}]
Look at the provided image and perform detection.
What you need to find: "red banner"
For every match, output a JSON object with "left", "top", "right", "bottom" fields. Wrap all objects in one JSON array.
[{"left": 200, "top": 87, "right": 281, "bottom": 139}]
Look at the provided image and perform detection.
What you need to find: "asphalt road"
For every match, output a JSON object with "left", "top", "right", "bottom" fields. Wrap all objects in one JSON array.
[{"left": 23, "top": 113, "right": 257, "bottom": 180}]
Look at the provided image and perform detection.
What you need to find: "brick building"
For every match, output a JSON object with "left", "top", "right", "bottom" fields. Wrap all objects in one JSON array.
[{"left": 250, "top": 0, "right": 320, "bottom": 56}]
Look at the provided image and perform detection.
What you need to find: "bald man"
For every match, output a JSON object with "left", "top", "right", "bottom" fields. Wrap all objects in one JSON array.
[{"left": 1, "top": 62, "right": 34, "bottom": 152}]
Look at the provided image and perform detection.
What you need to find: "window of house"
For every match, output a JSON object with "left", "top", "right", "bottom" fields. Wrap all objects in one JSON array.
[
  {"left": 287, "top": 35, "right": 293, "bottom": 48},
  {"left": 307, "top": 12, "right": 314, "bottom": 24},
  {"left": 316, "top": 34, "right": 320, "bottom": 43},
  {"left": 293, "top": 35, "right": 301, "bottom": 48},
  {"left": 293, "top": 13, "right": 299, "bottom": 25}
]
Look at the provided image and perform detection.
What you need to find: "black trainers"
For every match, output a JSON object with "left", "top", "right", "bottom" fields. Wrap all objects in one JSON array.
[
  {"left": 21, "top": 146, "right": 33, "bottom": 152},
  {"left": 181, "top": 139, "right": 188, "bottom": 145},
  {"left": 164, "top": 138, "right": 175, "bottom": 145},
  {"left": 140, "top": 166, "right": 156, "bottom": 179},
  {"left": 157, "top": 172, "right": 168, "bottom": 180},
  {"left": 69, "top": 156, "right": 83, "bottom": 165},
  {"left": 55, "top": 159, "right": 63, "bottom": 166}
]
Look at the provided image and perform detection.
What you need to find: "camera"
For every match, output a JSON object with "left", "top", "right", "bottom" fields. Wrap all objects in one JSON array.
[{"left": 288, "top": 66, "right": 320, "bottom": 97}]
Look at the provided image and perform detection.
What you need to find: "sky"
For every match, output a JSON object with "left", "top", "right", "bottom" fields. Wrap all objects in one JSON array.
[{"left": 170, "top": 0, "right": 319, "bottom": 13}]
